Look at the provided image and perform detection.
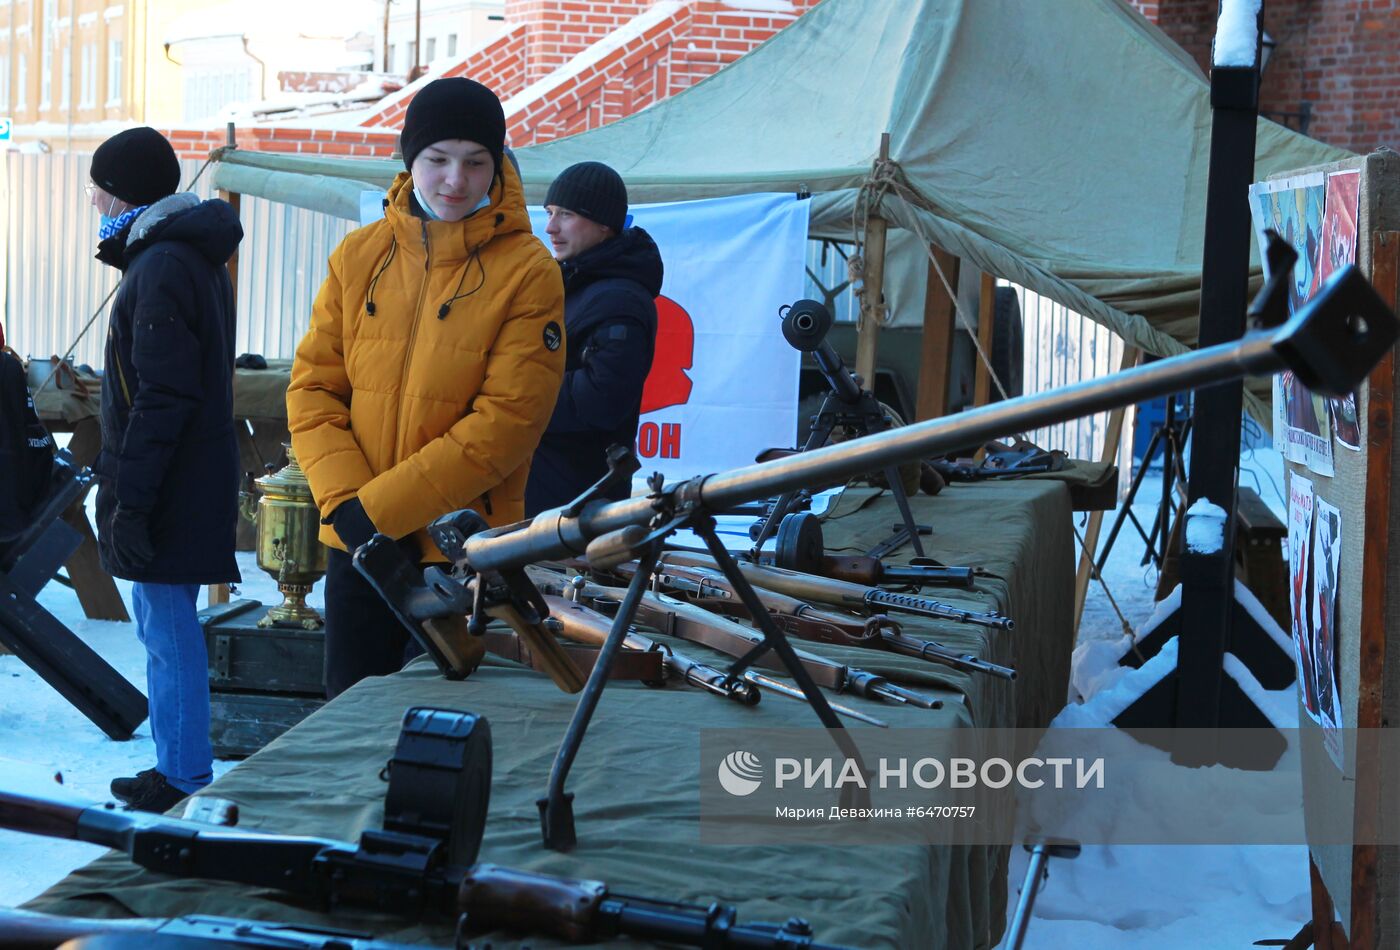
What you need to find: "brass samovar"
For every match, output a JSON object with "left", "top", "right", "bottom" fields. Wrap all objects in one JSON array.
[{"left": 240, "top": 444, "right": 328, "bottom": 629}]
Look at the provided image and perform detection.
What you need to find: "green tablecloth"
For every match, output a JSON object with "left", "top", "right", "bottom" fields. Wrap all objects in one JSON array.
[{"left": 24, "top": 480, "right": 1075, "bottom": 950}]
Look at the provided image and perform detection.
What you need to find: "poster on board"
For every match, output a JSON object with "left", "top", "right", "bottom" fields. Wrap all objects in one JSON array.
[
  {"left": 1312, "top": 497, "right": 1344, "bottom": 769},
  {"left": 1252, "top": 174, "right": 1335, "bottom": 476},
  {"left": 1318, "top": 169, "right": 1363, "bottom": 451},
  {"left": 1287, "top": 472, "right": 1321, "bottom": 724}
]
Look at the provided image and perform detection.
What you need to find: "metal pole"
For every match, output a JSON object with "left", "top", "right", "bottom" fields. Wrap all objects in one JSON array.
[{"left": 1174, "top": 1, "right": 1265, "bottom": 735}]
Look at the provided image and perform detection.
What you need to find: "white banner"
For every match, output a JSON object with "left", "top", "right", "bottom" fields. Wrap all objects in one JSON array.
[{"left": 529, "top": 192, "right": 809, "bottom": 481}]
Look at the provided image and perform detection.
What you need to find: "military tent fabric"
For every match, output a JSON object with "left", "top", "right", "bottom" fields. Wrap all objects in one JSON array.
[{"left": 210, "top": 0, "right": 1348, "bottom": 367}]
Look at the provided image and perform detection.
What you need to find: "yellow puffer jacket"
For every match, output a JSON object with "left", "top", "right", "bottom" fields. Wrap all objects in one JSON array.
[{"left": 288, "top": 162, "right": 565, "bottom": 557}]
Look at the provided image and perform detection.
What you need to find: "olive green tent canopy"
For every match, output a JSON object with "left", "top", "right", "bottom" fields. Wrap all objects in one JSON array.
[{"left": 210, "top": 0, "right": 1347, "bottom": 368}]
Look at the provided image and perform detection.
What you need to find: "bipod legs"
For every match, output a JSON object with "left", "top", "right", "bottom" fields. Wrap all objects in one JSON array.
[
  {"left": 696, "top": 517, "right": 872, "bottom": 808},
  {"left": 538, "top": 543, "right": 660, "bottom": 851}
]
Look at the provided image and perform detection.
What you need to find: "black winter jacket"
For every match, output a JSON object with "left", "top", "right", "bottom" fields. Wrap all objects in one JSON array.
[
  {"left": 525, "top": 227, "right": 663, "bottom": 515},
  {"left": 0, "top": 350, "right": 55, "bottom": 543},
  {"left": 94, "top": 194, "right": 244, "bottom": 584}
]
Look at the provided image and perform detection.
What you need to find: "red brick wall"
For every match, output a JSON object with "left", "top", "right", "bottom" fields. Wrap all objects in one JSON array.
[
  {"left": 165, "top": 0, "right": 825, "bottom": 160},
  {"left": 1132, "top": 0, "right": 1400, "bottom": 154},
  {"left": 505, "top": 0, "right": 653, "bottom": 84},
  {"left": 163, "top": 127, "right": 400, "bottom": 162}
]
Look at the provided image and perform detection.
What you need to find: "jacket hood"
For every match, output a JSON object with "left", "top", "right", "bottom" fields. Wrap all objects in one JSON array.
[
  {"left": 561, "top": 227, "right": 664, "bottom": 297},
  {"left": 384, "top": 159, "right": 534, "bottom": 260},
  {"left": 125, "top": 194, "right": 244, "bottom": 267}
]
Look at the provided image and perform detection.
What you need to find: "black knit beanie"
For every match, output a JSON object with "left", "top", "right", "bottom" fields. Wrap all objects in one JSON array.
[
  {"left": 90, "top": 127, "right": 181, "bottom": 206},
  {"left": 400, "top": 78, "right": 506, "bottom": 174},
  {"left": 545, "top": 162, "right": 628, "bottom": 234}
]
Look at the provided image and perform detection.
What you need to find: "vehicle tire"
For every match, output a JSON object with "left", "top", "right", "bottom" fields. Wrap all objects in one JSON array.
[{"left": 991, "top": 287, "right": 1024, "bottom": 402}]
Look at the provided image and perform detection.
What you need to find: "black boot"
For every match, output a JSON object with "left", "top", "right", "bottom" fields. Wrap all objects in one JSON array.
[
  {"left": 110, "top": 768, "right": 160, "bottom": 804},
  {"left": 121, "top": 771, "right": 188, "bottom": 813}
]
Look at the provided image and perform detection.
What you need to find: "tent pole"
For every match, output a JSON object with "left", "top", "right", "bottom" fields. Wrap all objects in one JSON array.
[
  {"left": 1073, "top": 346, "right": 1141, "bottom": 633},
  {"left": 914, "top": 244, "right": 959, "bottom": 420},
  {"left": 972, "top": 273, "right": 996, "bottom": 407},
  {"left": 854, "top": 132, "right": 890, "bottom": 387},
  {"left": 211, "top": 123, "right": 241, "bottom": 609}
]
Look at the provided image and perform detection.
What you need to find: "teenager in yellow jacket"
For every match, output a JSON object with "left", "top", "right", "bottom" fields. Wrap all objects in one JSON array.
[{"left": 288, "top": 79, "right": 565, "bottom": 697}]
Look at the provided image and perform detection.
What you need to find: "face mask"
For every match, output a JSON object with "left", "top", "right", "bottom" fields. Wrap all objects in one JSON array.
[
  {"left": 99, "top": 195, "right": 121, "bottom": 236},
  {"left": 414, "top": 186, "right": 491, "bottom": 221}
]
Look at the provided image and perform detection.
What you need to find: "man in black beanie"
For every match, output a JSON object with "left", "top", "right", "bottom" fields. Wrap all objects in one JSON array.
[
  {"left": 526, "top": 162, "right": 664, "bottom": 514},
  {"left": 88, "top": 127, "right": 244, "bottom": 812}
]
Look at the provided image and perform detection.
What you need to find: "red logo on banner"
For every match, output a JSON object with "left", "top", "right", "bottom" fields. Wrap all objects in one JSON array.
[{"left": 640, "top": 295, "right": 694, "bottom": 414}]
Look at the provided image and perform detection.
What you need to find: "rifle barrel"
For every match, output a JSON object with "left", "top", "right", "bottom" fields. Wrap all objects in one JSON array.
[{"left": 465, "top": 295, "right": 1382, "bottom": 575}]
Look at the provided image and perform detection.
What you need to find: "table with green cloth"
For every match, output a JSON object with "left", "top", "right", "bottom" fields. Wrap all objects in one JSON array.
[
  {"left": 31, "top": 359, "right": 296, "bottom": 563},
  {"left": 23, "top": 479, "right": 1076, "bottom": 950}
]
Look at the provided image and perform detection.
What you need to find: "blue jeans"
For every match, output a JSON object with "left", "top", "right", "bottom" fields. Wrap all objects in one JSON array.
[{"left": 131, "top": 582, "right": 212, "bottom": 794}]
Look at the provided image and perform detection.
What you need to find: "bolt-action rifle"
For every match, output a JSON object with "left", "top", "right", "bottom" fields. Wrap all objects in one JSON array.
[
  {"left": 619, "top": 561, "right": 1014, "bottom": 681},
  {"left": 0, "top": 787, "right": 849, "bottom": 950},
  {"left": 531, "top": 570, "right": 943, "bottom": 710},
  {"left": 542, "top": 590, "right": 889, "bottom": 726},
  {"left": 656, "top": 552, "right": 1015, "bottom": 631}
]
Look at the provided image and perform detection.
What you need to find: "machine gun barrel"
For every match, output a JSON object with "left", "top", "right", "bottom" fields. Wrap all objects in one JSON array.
[{"left": 464, "top": 270, "right": 1393, "bottom": 576}]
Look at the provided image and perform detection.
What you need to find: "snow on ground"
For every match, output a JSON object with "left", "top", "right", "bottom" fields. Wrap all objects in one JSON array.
[
  {"left": 0, "top": 471, "right": 321, "bottom": 904},
  {"left": 1001, "top": 444, "right": 1309, "bottom": 949},
  {"left": 3, "top": 442, "right": 1312, "bottom": 948}
]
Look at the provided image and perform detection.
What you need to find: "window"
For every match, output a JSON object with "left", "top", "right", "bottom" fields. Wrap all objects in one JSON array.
[
  {"left": 15, "top": 52, "right": 25, "bottom": 108},
  {"left": 0, "top": 55, "right": 9, "bottom": 110},
  {"left": 405, "top": 41, "right": 416, "bottom": 72},
  {"left": 106, "top": 38, "right": 121, "bottom": 104},
  {"left": 447, "top": 34, "right": 457, "bottom": 58},
  {"left": 39, "top": 45, "right": 51, "bottom": 107},
  {"left": 426, "top": 37, "right": 436, "bottom": 63},
  {"left": 60, "top": 45, "right": 69, "bottom": 106},
  {"left": 386, "top": 43, "right": 395, "bottom": 73},
  {"left": 80, "top": 43, "right": 95, "bottom": 107}
]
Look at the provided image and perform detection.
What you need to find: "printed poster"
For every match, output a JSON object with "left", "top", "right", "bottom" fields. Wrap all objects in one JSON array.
[
  {"left": 1251, "top": 173, "right": 1334, "bottom": 476},
  {"left": 1318, "top": 169, "right": 1363, "bottom": 451},
  {"left": 1311, "top": 497, "right": 1344, "bottom": 768},
  {"left": 1287, "top": 472, "right": 1319, "bottom": 724},
  {"left": 531, "top": 193, "right": 809, "bottom": 481}
]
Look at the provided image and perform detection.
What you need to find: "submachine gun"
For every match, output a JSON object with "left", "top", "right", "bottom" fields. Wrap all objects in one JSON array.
[
  {"left": 350, "top": 268, "right": 1397, "bottom": 852},
  {"left": 0, "top": 707, "right": 847, "bottom": 950}
]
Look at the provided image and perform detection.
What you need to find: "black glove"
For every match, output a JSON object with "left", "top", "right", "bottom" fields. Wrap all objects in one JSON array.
[
  {"left": 111, "top": 504, "right": 156, "bottom": 570},
  {"left": 331, "top": 497, "right": 377, "bottom": 551}
]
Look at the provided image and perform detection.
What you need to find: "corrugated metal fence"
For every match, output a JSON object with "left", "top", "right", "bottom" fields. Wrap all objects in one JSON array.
[
  {"left": 1, "top": 151, "right": 349, "bottom": 367},
  {"left": 1002, "top": 279, "right": 1136, "bottom": 488}
]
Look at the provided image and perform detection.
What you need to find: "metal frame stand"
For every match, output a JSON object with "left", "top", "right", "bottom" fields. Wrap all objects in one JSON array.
[
  {"left": 1094, "top": 393, "right": 1192, "bottom": 574},
  {"left": 1115, "top": 7, "right": 1294, "bottom": 757}
]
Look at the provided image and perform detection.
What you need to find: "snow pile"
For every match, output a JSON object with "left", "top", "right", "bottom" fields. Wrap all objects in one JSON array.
[
  {"left": 1213, "top": 0, "right": 1262, "bottom": 67},
  {"left": 1185, "top": 498, "right": 1228, "bottom": 554}
]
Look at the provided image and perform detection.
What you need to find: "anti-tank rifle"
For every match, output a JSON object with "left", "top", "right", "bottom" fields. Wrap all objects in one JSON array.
[{"left": 353, "top": 267, "right": 1397, "bottom": 850}]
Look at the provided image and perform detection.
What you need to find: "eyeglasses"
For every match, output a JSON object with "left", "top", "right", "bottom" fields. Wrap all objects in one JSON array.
[{"left": 84, "top": 182, "right": 96, "bottom": 198}]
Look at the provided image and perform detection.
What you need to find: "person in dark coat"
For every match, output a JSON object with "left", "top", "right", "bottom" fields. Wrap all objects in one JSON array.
[
  {"left": 89, "top": 127, "right": 244, "bottom": 812},
  {"left": 526, "top": 162, "right": 663, "bottom": 515}
]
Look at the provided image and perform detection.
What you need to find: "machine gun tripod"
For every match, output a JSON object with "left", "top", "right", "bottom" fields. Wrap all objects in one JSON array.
[{"left": 748, "top": 299, "right": 936, "bottom": 561}]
